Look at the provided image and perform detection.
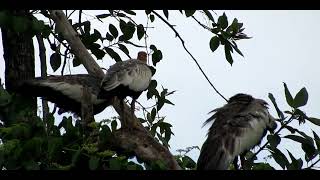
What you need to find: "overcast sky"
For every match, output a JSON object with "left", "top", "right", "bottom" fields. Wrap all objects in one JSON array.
[{"left": 1, "top": 10, "right": 320, "bottom": 169}]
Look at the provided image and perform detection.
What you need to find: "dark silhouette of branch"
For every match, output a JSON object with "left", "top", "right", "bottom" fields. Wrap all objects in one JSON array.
[
  {"left": 151, "top": 10, "right": 228, "bottom": 102},
  {"left": 36, "top": 34, "right": 50, "bottom": 131}
]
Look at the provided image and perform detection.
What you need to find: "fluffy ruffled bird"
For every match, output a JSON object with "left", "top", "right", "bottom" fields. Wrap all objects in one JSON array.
[
  {"left": 97, "top": 51, "right": 154, "bottom": 115},
  {"left": 197, "top": 93, "right": 277, "bottom": 170}
]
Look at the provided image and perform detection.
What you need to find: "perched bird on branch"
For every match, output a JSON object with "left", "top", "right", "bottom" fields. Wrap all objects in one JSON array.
[
  {"left": 18, "top": 74, "right": 110, "bottom": 116},
  {"left": 197, "top": 93, "right": 277, "bottom": 170},
  {"left": 98, "top": 51, "right": 155, "bottom": 114}
]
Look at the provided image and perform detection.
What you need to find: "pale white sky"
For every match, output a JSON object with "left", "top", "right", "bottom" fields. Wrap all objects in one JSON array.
[{"left": 1, "top": 10, "right": 320, "bottom": 169}]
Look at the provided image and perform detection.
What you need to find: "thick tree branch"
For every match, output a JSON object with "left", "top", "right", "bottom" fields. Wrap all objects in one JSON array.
[
  {"left": 49, "top": 10, "right": 104, "bottom": 78},
  {"left": 48, "top": 10, "right": 181, "bottom": 170}
]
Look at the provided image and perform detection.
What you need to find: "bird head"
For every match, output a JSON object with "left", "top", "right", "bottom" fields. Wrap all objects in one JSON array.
[{"left": 137, "top": 51, "right": 148, "bottom": 63}]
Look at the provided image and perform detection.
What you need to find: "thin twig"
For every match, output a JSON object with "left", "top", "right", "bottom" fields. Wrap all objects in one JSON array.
[
  {"left": 305, "top": 157, "right": 320, "bottom": 169},
  {"left": 151, "top": 10, "right": 228, "bottom": 102},
  {"left": 61, "top": 48, "right": 69, "bottom": 75},
  {"left": 192, "top": 16, "right": 213, "bottom": 33}
]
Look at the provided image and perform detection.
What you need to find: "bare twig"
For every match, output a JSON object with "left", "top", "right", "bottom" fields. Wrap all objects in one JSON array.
[
  {"left": 61, "top": 48, "right": 68, "bottom": 75},
  {"left": 305, "top": 157, "right": 320, "bottom": 169},
  {"left": 151, "top": 10, "right": 228, "bottom": 102}
]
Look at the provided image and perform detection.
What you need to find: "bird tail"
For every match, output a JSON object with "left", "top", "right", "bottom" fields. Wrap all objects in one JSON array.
[{"left": 197, "top": 136, "right": 234, "bottom": 170}]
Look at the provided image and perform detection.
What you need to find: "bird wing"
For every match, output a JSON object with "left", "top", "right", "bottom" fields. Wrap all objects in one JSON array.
[
  {"left": 101, "top": 59, "right": 152, "bottom": 92},
  {"left": 18, "top": 74, "right": 110, "bottom": 115}
]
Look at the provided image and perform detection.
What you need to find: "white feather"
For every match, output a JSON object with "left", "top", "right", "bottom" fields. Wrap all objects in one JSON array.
[{"left": 41, "top": 82, "right": 104, "bottom": 104}]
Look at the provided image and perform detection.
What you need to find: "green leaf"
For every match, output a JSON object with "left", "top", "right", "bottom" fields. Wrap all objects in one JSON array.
[
  {"left": 209, "top": 36, "right": 220, "bottom": 53},
  {"left": 109, "top": 24, "right": 118, "bottom": 38},
  {"left": 92, "top": 29, "right": 102, "bottom": 41},
  {"left": 293, "top": 87, "right": 308, "bottom": 108},
  {"left": 123, "top": 10, "right": 136, "bottom": 15},
  {"left": 105, "top": 32, "right": 114, "bottom": 41},
  {"left": 229, "top": 42, "right": 244, "bottom": 57},
  {"left": 252, "top": 163, "right": 274, "bottom": 170},
  {"left": 302, "top": 143, "right": 317, "bottom": 161},
  {"left": 24, "top": 160, "right": 40, "bottom": 170},
  {"left": 164, "top": 99, "right": 175, "bottom": 106},
  {"left": 307, "top": 117, "right": 320, "bottom": 126},
  {"left": 151, "top": 108, "right": 156, "bottom": 121},
  {"left": 267, "top": 134, "right": 281, "bottom": 149},
  {"left": 100, "top": 125, "right": 112, "bottom": 142},
  {"left": 136, "top": 24, "right": 145, "bottom": 40},
  {"left": 118, "top": 44, "right": 129, "bottom": 55},
  {"left": 147, "top": 80, "right": 159, "bottom": 99},
  {"left": 182, "top": 156, "right": 196, "bottom": 169},
  {"left": 96, "top": 14, "right": 111, "bottom": 19},
  {"left": 285, "top": 135, "right": 313, "bottom": 146},
  {"left": 283, "top": 83, "right": 294, "bottom": 107},
  {"left": 83, "top": 21, "right": 91, "bottom": 34},
  {"left": 90, "top": 45, "right": 105, "bottom": 60},
  {"left": 268, "top": 93, "right": 285, "bottom": 120},
  {"left": 150, "top": 44, "right": 157, "bottom": 51},
  {"left": 119, "top": 20, "right": 135, "bottom": 40},
  {"left": 89, "top": 156, "right": 100, "bottom": 170},
  {"left": 286, "top": 150, "right": 303, "bottom": 170},
  {"left": 203, "top": 10, "right": 215, "bottom": 22},
  {"left": 71, "top": 149, "right": 82, "bottom": 166},
  {"left": 312, "top": 131, "right": 320, "bottom": 151},
  {"left": 285, "top": 134, "right": 316, "bottom": 161},
  {"left": 73, "top": 57, "right": 81, "bottom": 67},
  {"left": 224, "top": 43, "right": 233, "bottom": 65},
  {"left": 270, "top": 148, "right": 289, "bottom": 169},
  {"left": 50, "top": 52, "right": 61, "bottom": 72},
  {"left": 111, "top": 120, "right": 117, "bottom": 131},
  {"left": 104, "top": 47, "right": 122, "bottom": 62},
  {"left": 152, "top": 50, "right": 163, "bottom": 66},
  {"left": 218, "top": 12, "right": 228, "bottom": 30},
  {"left": 109, "top": 158, "right": 122, "bottom": 170},
  {"left": 163, "top": 10, "right": 169, "bottom": 19},
  {"left": 185, "top": 10, "right": 196, "bottom": 17},
  {"left": 157, "top": 97, "right": 165, "bottom": 111},
  {"left": 150, "top": 14, "right": 155, "bottom": 22}
]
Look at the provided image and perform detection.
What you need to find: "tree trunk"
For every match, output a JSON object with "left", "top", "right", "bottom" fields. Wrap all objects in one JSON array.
[{"left": 1, "top": 10, "right": 36, "bottom": 115}]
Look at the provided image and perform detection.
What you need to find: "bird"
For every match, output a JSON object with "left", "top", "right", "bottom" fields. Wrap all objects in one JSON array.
[
  {"left": 197, "top": 93, "right": 277, "bottom": 170},
  {"left": 97, "top": 51, "right": 155, "bottom": 115},
  {"left": 17, "top": 74, "right": 111, "bottom": 116}
]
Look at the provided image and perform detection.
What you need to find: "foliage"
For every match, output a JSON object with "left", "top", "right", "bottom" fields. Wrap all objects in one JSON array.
[{"left": 0, "top": 10, "right": 319, "bottom": 170}]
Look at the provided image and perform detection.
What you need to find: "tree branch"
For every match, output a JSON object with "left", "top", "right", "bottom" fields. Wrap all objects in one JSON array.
[
  {"left": 48, "top": 10, "right": 181, "bottom": 170},
  {"left": 36, "top": 34, "right": 49, "bottom": 130},
  {"left": 49, "top": 10, "right": 104, "bottom": 78},
  {"left": 151, "top": 10, "right": 228, "bottom": 102}
]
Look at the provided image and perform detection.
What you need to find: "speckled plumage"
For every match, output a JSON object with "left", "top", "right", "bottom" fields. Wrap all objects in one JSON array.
[{"left": 197, "top": 93, "right": 276, "bottom": 170}]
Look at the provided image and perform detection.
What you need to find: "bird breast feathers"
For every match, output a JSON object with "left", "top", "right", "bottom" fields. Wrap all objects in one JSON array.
[{"left": 102, "top": 61, "right": 152, "bottom": 92}]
